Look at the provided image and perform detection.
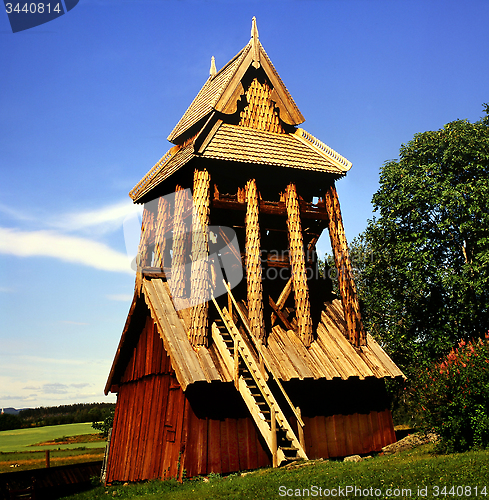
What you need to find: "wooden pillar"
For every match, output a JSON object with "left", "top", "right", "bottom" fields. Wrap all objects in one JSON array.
[
  {"left": 189, "top": 169, "right": 210, "bottom": 347},
  {"left": 324, "top": 182, "right": 366, "bottom": 346},
  {"left": 170, "top": 186, "right": 189, "bottom": 303},
  {"left": 153, "top": 196, "right": 170, "bottom": 269},
  {"left": 285, "top": 183, "right": 313, "bottom": 347},
  {"left": 137, "top": 206, "right": 154, "bottom": 268},
  {"left": 245, "top": 178, "right": 265, "bottom": 342}
]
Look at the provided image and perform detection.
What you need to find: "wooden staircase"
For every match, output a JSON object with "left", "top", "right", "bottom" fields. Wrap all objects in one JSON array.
[{"left": 212, "top": 293, "right": 307, "bottom": 467}]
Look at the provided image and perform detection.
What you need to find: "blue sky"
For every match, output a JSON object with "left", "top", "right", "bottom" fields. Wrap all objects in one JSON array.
[{"left": 1, "top": 0, "right": 488, "bottom": 409}]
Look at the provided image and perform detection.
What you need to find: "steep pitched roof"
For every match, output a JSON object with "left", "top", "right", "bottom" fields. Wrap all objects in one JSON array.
[
  {"left": 129, "top": 18, "right": 352, "bottom": 203},
  {"left": 167, "top": 17, "right": 304, "bottom": 144}
]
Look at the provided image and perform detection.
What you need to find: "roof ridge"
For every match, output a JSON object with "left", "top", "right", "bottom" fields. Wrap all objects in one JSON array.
[
  {"left": 258, "top": 42, "right": 302, "bottom": 120},
  {"left": 167, "top": 44, "right": 251, "bottom": 143},
  {"left": 294, "top": 128, "right": 352, "bottom": 172},
  {"left": 210, "top": 44, "right": 249, "bottom": 82},
  {"left": 129, "top": 148, "right": 175, "bottom": 201}
]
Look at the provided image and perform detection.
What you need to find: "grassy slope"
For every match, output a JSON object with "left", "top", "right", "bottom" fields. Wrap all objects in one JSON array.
[
  {"left": 63, "top": 444, "right": 489, "bottom": 500},
  {"left": 0, "top": 423, "right": 105, "bottom": 452},
  {"left": 0, "top": 423, "right": 106, "bottom": 473}
]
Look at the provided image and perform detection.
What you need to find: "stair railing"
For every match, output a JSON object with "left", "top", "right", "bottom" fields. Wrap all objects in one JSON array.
[{"left": 220, "top": 281, "right": 306, "bottom": 433}]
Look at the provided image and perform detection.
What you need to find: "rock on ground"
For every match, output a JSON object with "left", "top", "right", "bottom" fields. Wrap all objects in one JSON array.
[{"left": 382, "top": 432, "right": 438, "bottom": 455}]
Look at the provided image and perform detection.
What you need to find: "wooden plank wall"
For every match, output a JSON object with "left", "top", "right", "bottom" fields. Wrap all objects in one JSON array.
[
  {"left": 107, "top": 378, "right": 271, "bottom": 482},
  {"left": 300, "top": 410, "right": 396, "bottom": 459},
  {"left": 105, "top": 314, "right": 271, "bottom": 483}
]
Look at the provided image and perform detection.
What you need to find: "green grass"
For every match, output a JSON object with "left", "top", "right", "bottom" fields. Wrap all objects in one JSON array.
[
  {"left": 0, "top": 448, "right": 104, "bottom": 473},
  {"left": 0, "top": 423, "right": 105, "bottom": 452},
  {"left": 61, "top": 444, "right": 489, "bottom": 500}
]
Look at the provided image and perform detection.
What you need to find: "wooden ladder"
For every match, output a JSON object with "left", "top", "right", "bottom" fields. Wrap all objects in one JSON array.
[{"left": 212, "top": 296, "right": 308, "bottom": 467}]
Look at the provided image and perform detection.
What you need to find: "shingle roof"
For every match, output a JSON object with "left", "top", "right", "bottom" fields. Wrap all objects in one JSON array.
[
  {"left": 105, "top": 276, "right": 404, "bottom": 393},
  {"left": 201, "top": 124, "right": 349, "bottom": 174},
  {"left": 130, "top": 125, "right": 351, "bottom": 202},
  {"left": 129, "top": 144, "right": 194, "bottom": 202},
  {"left": 167, "top": 46, "right": 250, "bottom": 143},
  {"left": 167, "top": 31, "right": 305, "bottom": 145}
]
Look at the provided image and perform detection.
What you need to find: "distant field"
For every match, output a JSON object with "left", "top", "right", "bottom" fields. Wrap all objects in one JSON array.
[{"left": 0, "top": 423, "right": 106, "bottom": 453}]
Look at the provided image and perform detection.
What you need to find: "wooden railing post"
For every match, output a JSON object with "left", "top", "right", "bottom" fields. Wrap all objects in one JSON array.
[
  {"left": 296, "top": 406, "right": 305, "bottom": 452},
  {"left": 271, "top": 405, "right": 277, "bottom": 468},
  {"left": 234, "top": 337, "right": 239, "bottom": 390}
]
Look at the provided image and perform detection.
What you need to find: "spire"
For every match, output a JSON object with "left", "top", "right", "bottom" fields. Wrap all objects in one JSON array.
[
  {"left": 209, "top": 56, "right": 216, "bottom": 78},
  {"left": 251, "top": 16, "right": 260, "bottom": 69}
]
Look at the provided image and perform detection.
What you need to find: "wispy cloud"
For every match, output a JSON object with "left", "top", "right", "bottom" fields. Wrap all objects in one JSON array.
[
  {"left": 42, "top": 383, "right": 68, "bottom": 394},
  {"left": 52, "top": 200, "right": 142, "bottom": 234},
  {"left": 0, "top": 203, "right": 37, "bottom": 223},
  {"left": 106, "top": 294, "right": 133, "bottom": 302},
  {"left": 0, "top": 228, "right": 133, "bottom": 274},
  {"left": 59, "top": 320, "right": 89, "bottom": 326},
  {"left": 71, "top": 383, "right": 90, "bottom": 389}
]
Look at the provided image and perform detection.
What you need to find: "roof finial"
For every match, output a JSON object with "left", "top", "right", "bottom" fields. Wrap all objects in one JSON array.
[
  {"left": 251, "top": 16, "right": 259, "bottom": 40},
  {"left": 209, "top": 56, "right": 216, "bottom": 78},
  {"left": 251, "top": 16, "right": 260, "bottom": 69}
]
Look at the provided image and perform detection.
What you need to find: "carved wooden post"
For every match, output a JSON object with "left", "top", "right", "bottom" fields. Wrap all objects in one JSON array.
[
  {"left": 324, "top": 182, "right": 366, "bottom": 346},
  {"left": 245, "top": 178, "right": 265, "bottom": 342},
  {"left": 153, "top": 196, "right": 170, "bottom": 269},
  {"left": 189, "top": 169, "right": 211, "bottom": 347},
  {"left": 170, "top": 186, "right": 189, "bottom": 303},
  {"left": 285, "top": 183, "right": 313, "bottom": 346},
  {"left": 138, "top": 206, "right": 154, "bottom": 268}
]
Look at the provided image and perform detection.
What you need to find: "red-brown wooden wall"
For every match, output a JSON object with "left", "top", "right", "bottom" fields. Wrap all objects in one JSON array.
[{"left": 105, "top": 314, "right": 396, "bottom": 483}]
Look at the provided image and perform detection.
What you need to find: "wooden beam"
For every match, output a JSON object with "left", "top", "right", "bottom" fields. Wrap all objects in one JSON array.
[
  {"left": 153, "top": 196, "right": 170, "bottom": 269},
  {"left": 211, "top": 198, "right": 329, "bottom": 220},
  {"left": 285, "top": 183, "right": 313, "bottom": 347},
  {"left": 170, "top": 186, "right": 189, "bottom": 304},
  {"left": 138, "top": 206, "right": 154, "bottom": 267},
  {"left": 270, "top": 277, "right": 293, "bottom": 326},
  {"left": 245, "top": 179, "right": 265, "bottom": 342},
  {"left": 189, "top": 169, "right": 211, "bottom": 347},
  {"left": 269, "top": 295, "right": 293, "bottom": 331},
  {"left": 324, "top": 183, "right": 366, "bottom": 346}
]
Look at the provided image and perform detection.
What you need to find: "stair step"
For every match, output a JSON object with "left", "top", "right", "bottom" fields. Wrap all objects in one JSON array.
[{"left": 280, "top": 447, "right": 299, "bottom": 451}]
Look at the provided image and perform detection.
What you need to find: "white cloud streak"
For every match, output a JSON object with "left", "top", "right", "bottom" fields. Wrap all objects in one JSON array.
[
  {"left": 0, "top": 227, "right": 133, "bottom": 274},
  {"left": 52, "top": 200, "right": 142, "bottom": 233}
]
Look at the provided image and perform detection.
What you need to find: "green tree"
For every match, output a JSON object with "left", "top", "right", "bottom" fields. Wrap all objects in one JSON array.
[
  {"left": 92, "top": 408, "right": 114, "bottom": 438},
  {"left": 362, "top": 105, "right": 489, "bottom": 377}
]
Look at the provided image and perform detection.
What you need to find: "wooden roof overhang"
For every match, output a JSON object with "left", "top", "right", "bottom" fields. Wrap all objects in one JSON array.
[
  {"left": 129, "top": 124, "right": 351, "bottom": 204},
  {"left": 105, "top": 275, "right": 405, "bottom": 395}
]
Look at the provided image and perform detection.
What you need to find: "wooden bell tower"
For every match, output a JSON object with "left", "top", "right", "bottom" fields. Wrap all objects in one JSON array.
[{"left": 104, "top": 18, "right": 404, "bottom": 483}]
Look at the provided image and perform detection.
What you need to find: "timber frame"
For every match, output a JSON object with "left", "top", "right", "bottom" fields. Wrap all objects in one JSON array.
[{"left": 104, "top": 18, "right": 404, "bottom": 483}]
